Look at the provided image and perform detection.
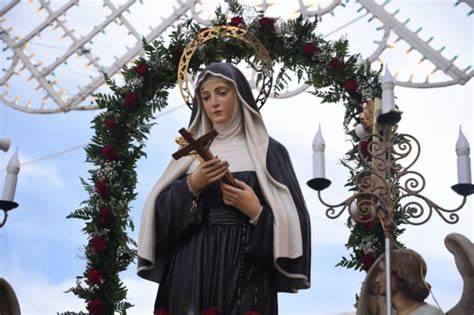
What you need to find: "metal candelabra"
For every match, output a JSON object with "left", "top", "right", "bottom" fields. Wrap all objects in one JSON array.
[{"left": 307, "top": 110, "right": 473, "bottom": 315}]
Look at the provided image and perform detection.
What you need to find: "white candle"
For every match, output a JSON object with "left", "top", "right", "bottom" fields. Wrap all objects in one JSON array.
[
  {"left": 382, "top": 65, "right": 395, "bottom": 114},
  {"left": 456, "top": 126, "right": 471, "bottom": 184},
  {"left": 3, "top": 148, "right": 20, "bottom": 201},
  {"left": 312, "top": 124, "right": 326, "bottom": 178}
]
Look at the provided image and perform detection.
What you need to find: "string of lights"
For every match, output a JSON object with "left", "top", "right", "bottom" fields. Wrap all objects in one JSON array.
[{"left": 0, "top": 0, "right": 472, "bottom": 113}]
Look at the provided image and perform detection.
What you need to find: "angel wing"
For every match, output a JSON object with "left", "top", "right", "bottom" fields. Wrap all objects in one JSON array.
[
  {"left": 445, "top": 233, "right": 474, "bottom": 315},
  {"left": 356, "top": 233, "right": 474, "bottom": 315}
]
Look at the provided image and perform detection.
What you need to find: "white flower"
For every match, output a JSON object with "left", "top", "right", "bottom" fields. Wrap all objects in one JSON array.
[{"left": 359, "top": 235, "right": 377, "bottom": 254}]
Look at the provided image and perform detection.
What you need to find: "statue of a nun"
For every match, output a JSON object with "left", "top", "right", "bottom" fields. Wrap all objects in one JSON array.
[{"left": 137, "top": 62, "right": 311, "bottom": 314}]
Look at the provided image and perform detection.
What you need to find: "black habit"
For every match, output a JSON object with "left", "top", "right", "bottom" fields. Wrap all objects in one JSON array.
[{"left": 138, "top": 63, "right": 311, "bottom": 315}]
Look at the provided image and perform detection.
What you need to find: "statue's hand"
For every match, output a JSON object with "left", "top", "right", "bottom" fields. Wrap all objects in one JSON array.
[
  {"left": 221, "top": 179, "right": 262, "bottom": 220},
  {"left": 191, "top": 156, "right": 229, "bottom": 192}
]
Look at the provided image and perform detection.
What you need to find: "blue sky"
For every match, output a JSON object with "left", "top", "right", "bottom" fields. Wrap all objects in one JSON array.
[{"left": 0, "top": 1, "right": 473, "bottom": 314}]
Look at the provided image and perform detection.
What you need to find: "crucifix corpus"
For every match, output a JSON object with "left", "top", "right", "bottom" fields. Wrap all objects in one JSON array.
[{"left": 172, "top": 127, "right": 238, "bottom": 187}]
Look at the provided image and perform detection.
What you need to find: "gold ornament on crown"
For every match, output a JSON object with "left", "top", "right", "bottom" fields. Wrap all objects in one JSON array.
[{"left": 177, "top": 25, "right": 274, "bottom": 110}]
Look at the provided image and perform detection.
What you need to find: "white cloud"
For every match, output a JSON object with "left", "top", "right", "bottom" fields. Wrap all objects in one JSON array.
[{"left": 21, "top": 163, "right": 65, "bottom": 190}]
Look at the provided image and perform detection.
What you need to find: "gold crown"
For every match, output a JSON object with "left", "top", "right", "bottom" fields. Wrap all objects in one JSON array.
[{"left": 177, "top": 25, "right": 273, "bottom": 110}]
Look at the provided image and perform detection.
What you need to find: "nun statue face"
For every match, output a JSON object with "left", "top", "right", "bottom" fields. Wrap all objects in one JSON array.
[{"left": 199, "top": 76, "right": 236, "bottom": 125}]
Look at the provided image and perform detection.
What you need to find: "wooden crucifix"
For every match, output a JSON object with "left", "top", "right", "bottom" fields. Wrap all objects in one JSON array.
[{"left": 172, "top": 128, "right": 238, "bottom": 187}]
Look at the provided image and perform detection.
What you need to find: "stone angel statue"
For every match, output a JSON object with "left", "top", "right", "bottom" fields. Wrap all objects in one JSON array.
[{"left": 357, "top": 233, "right": 474, "bottom": 315}]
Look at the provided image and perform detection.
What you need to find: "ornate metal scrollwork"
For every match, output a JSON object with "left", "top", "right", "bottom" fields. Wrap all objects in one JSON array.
[
  {"left": 395, "top": 170, "right": 426, "bottom": 195},
  {"left": 396, "top": 193, "right": 467, "bottom": 225},
  {"left": 391, "top": 133, "right": 421, "bottom": 171},
  {"left": 318, "top": 191, "right": 386, "bottom": 222},
  {"left": 316, "top": 121, "right": 469, "bottom": 227}
]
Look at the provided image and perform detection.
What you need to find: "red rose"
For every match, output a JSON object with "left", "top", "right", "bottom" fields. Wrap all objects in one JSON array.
[
  {"left": 244, "top": 310, "right": 261, "bottom": 315},
  {"left": 87, "top": 269, "right": 103, "bottom": 285},
  {"left": 154, "top": 309, "right": 169, "bottom": 315},
  {"left": 101, "top": 144, "right": 116, "bottom": 161},
  {"left": 124, "top": 92, "right": 139, "bottom": 108},
  {"left": 134, "top": 63, "right": 148, "bottom": 77},
  {"left": 95, "top": 180, "right": 110, "bottom": 199},
  {"left": 99, "top": 207, "right": 113, "bottom": 227},
  {"left": 230, "top": 16, "right": 245, "bottom": 27},
  {"left": 104, "top": 118, "right": 117, "bottom": 130},
  {"left": 359, "top": 139, "right": 370, "bottom": 159},
  {"left": 329, "top": 57, "right": 344, "bottom": 71},
  {"left": 202, "top": 307, "right": 220, "bottom": 315},
  {"left": 258, "top": 17, "right": 275, "bottom": 31},
  {"left": 360, "top": 215, "right": 374, "bottom": 231},
  {"left": 303, "top": 43, "right": 319, "bottom": 58},
  {"left": 361, "top": 253, "right": 376, "bottom": 271},
  {"left": 89, "top": 235, "right": 107, "bottom": 254},
  {"left": 344, "top": 78, "right": 359, "bottom": 94},
  {"left": 173, "top": 45, "right": 184, "bottom": 64},
  {"left": 87, "top": 298, "right": 104, "bottom": 315}
]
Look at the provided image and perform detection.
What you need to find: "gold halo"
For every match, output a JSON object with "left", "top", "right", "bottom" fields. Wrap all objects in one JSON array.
[{"left": 177, "top": 25, "right": 273, "bottom": 110}]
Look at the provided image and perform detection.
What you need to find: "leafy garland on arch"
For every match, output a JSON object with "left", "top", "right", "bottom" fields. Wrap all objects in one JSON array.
[{"left": 64, "top": 1, "right": 405, "bottom": 313}]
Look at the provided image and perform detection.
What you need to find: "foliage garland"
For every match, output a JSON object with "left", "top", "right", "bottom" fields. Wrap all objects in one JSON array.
[{"left": 64, "top": 1, "right": 405, "bottom": 313}]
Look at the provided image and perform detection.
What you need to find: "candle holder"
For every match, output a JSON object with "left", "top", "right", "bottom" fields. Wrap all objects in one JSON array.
[
  {"left": 0, "top": 200, "right": 19, "bottom": 228},
  {"left": 306, "top": 178, "right": 331, "bottom": 191},
  {"left": 308, "top": 117, "right": 472, "bottom": 315},
  {"left": 451, "top": 183, "right": 474, "bottom": 197},
  {"left": 377, "top": 110, "right": 402, "bottom": 126}
]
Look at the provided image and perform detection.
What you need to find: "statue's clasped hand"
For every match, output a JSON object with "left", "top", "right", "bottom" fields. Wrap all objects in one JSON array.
[
  {"left": 221, "top": 179, "right": 263, "bottom": 221},
  {"left": 190, "top": 156, "right": 229, "bottom": 192}
]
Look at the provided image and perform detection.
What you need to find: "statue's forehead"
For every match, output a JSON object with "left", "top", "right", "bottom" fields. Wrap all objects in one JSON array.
[{"left": 198, "top": 73, "right": 233, "bottom": 92}]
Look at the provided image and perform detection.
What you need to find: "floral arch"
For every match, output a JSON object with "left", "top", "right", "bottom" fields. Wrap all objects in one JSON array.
[{"left": 64, "top": 2, "right": 405, "bottom": 313}]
